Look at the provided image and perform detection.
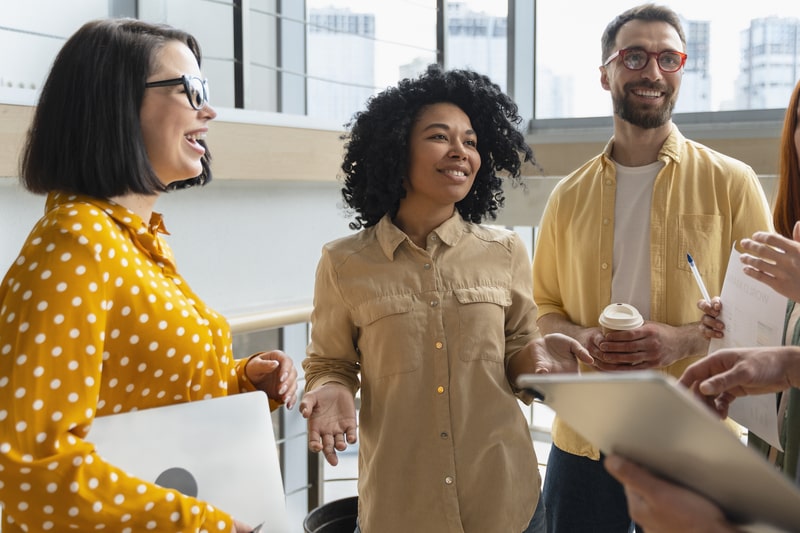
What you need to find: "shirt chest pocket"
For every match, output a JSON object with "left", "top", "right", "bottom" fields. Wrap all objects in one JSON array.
[
  {"left": 353, "top": 296, "right": 422, "bottom": 379},
  {"left": 454, "top": 286, "right": 510, "bottom": 363},
  {"left": 678, "top": 214, "right": 724, "bottom": 274}
]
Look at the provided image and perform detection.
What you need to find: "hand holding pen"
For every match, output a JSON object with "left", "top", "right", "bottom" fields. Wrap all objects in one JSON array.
[
  {"left": 687, "top": 253, "right": 711, "bottom": 302},
  {"left": 687, "top": 253, "right": 724, "bottom": 340}
]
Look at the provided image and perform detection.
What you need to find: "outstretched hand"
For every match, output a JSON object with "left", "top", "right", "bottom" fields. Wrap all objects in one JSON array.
[
  {"left": 536, "top": 333, "right": 594, "bottom": 374},
  {"left": 679, "top": 346, "right": 799, "bottom": 418},
  {"left": 738, "top": 222, "right": 800, "bottom": 303},
  {"left": 300, "top": 383, "right": 358, "bottom": 466},
  {"left": 509, "top": 333, "right": 592, "bottom": 392}
]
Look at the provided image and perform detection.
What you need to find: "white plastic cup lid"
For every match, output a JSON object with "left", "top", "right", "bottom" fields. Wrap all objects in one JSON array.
[{"left": 598, "top": 303, "right": 644, "bottom": 330}]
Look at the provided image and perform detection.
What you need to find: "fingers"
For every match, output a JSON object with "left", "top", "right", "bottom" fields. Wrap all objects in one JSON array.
[
  {"left": 307, "top": 430, "right": 347, "bottom": 463},
  {"left": 307, "top": 429, "right": 324, "bottom": 452},
  {"left": 696, "top": 297, "right": 721, "bottom": 316},
  {"left": 321, "top": 433, "right": 340, "bottom": 466},
  {"left": 248, "top": 351, "right": 299, "bottom": 408},
  {"left": 574, "top": 346, "right": 594, "bottom": 365},
  {"left": 299, "top": 395, "right": 316, "bottom": 419},
  {"left": 277, "top": 365, "right": 298, "bottom": 409}
]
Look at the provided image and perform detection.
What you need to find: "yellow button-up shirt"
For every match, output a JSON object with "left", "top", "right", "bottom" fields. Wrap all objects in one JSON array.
[
  {"left": 0, "top": 192, "right": 257, "bottom": 532},
  {"left": 533, "top": 126, "right": 773, "bottom": 459},
  {"left": 304, "top": 213, "right": 541, "bottom": 533}
]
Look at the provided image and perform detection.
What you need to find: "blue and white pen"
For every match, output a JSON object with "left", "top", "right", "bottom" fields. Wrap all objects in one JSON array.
[{"left": 687, "top": 253, "right": 711, "bottom": 303}]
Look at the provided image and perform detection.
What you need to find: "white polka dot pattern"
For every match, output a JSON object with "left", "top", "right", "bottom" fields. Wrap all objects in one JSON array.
[{"left": 0, "top": 193, "right": 250, "bottom": 532}]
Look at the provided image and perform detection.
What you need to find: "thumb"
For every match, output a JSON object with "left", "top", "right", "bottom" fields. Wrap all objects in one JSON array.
[
  {"left": 793, "top": 221, "right": 800, "bottom": 242},
  {"left": 249, "top": 357, "right": 280, "bottom": 375},
  {"left": 698, "top": 375, "right": 728, "bottom": 396}
]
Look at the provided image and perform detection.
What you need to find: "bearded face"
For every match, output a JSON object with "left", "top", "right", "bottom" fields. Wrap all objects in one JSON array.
[{"left": 612, "top": 80, "right": 677, "bottom": 129}]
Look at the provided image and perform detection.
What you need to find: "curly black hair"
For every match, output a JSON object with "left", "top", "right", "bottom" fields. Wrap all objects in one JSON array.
[{"left": 340, "top": 64, "right": 535, "bottom": 230}]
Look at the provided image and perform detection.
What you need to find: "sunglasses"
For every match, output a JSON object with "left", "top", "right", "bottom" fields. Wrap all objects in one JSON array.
[{"left": 145, "top": 75, "right": 209, "bottom": 110}]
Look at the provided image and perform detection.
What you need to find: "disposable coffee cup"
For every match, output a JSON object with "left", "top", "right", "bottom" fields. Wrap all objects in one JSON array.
[{"left": 598, "top": 303, "right": 644, "bottom": 334}]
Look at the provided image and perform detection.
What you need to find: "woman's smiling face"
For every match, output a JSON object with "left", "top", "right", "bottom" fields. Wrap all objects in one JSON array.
[
  {"left": 402, "top": 102, "right": 480, "bottom": 212},
  {"left": 140, "top": 40, "right": 217, "bottom": 187}
]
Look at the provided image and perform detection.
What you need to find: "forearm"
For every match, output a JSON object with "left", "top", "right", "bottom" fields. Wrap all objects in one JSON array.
[
  {"left": 676, "top": 322, "right": 710, "bottom": 360},
  {"left": 783, "top": 346, "right": 800, "bottom": 388},
  {"left": 538, "top": 312, "right": 593, "bottom": 346}
]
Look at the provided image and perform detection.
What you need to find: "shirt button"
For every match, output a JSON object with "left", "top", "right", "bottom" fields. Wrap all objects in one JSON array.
[
  {"left": 601, "top": 262, "right": 609, "bottom": 270},
  {"left": 444, "top": 476, "right": 454, "bottom": 485},
  {"left": 440, "top": 432, "right": 449, "bottom": 439},
  {"left": 603, "top": 218, "right": 610, "bottom": 225},
  {"left": 430, "top": 235, "right": 438, "bottom": 241},
  {"left": 430, "top": 300, "right": 438, "bottom": 307},
  {"left": 437, "top": 386, "right": 445, "bottom": 394},
  {"left": 605, "top": 179, "right": 613, "bottom": 186},
  {"left": 435, "top": 341, "right": 443, "bottom": 349},
  {"left": 424, "top": 263, "right": 431, "bottom": 270}
]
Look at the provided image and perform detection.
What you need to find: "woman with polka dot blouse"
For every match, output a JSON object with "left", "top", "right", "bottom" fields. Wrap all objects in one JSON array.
[{"left": 0, "top": 19, "right": 297, "bottom": 533}]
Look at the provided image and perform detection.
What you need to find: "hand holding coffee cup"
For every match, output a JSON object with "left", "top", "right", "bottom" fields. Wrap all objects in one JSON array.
[{"left": 598, "top": 303, "right": 644, "bottom": 335}]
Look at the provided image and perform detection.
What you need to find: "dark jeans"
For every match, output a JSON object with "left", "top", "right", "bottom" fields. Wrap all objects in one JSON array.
[
  {"left": 542, "top": 444, "right": 641, "bottom": 533},
  {"left": 353, "top": 494, "right": 546, "bottom": 533}
]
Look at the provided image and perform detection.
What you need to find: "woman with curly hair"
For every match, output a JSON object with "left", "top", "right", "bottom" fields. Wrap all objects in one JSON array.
[{"left": 300, "top": 64, "right": 591, "bottom": 533}]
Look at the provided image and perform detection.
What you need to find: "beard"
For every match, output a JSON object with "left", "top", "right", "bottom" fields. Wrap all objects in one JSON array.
[{"left": 612, "top": 82, "right": 676, "bottom": 129}]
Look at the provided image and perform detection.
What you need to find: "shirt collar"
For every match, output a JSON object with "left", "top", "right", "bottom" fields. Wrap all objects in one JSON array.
[
  {"left": 603, "top": 124, "right": 684, "bottom": 165},
  {"left": 375, "top": 211, "right": 467, "bottom": 259},
  {"left": 45, "top": 191, "right": 171, "bottom": 236}
]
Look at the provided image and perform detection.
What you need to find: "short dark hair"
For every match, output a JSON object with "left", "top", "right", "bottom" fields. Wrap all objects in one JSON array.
[
  {"left": 20, "top": 18, "right": 212, "bottom": 197},
  {"left": 341, "top": 64, "right": 535, "bottom": 230},
  {"left": 601, "top": 3, "right": 687, "bottom": 64}
]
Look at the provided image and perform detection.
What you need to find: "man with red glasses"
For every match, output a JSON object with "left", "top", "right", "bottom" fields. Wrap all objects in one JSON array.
[{"left": 531, "top": 4, "right": 773, "bottom": 531}]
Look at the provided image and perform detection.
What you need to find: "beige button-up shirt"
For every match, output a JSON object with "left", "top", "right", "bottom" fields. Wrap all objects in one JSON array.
[{"left": 304, "top": 213, "right": 541, "bottom": 533}]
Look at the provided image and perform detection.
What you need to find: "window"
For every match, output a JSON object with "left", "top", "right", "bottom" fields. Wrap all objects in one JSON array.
[{"left": 535, "top": 0, "right": 800, "bottom": 117}]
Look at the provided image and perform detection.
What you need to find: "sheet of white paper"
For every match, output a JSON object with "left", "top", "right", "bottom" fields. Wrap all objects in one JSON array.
[{"left": 706, "top": 246, "right": 788, "bottom": 450}]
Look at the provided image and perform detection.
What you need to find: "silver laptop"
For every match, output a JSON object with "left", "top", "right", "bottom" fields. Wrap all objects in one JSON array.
[
  {"left": 87, "top": 391, "right": 289, "bottom": 531},
  {"left": 517, "top": 371, "right": 800, "bottom": 531}
]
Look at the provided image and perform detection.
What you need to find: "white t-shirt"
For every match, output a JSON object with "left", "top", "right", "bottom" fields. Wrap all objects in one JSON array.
[{"left": 610, "top": 160, "right": 664, "bottom": 320}]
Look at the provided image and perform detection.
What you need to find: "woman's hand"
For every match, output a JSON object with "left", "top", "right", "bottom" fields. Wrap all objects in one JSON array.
[
  {"left": 739, "top": 222, "right": 800, "bottom": 302},
  {"left": 245, "top": 350, "right": 298, "bottom": 409},
  {"left": 300, "top": 383, "right": 358, "bottom": 466}
]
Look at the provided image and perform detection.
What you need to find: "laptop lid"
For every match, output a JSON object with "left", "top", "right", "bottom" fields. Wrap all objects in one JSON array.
[
  {"left": 517, "top": 371, "right": 800, "bottom": 531},
  {"left": 87, "top": 391, "right": 290, "bottom": 531}
]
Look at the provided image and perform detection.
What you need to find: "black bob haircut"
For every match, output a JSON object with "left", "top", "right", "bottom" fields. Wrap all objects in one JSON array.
[
  {"left": 20, "top": 18, "right": 212, "bottom": 197},
  {"left": 340, "top": 64, "right": 535, "bottom": 230}
]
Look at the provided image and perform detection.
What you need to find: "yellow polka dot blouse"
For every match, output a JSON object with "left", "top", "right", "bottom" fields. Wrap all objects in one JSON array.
[{"left": 0, "top": 192, "right": 253, "bottom": 532}]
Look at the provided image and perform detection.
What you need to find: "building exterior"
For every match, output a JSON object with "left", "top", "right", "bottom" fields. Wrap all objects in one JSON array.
[
  {"left": 736, "top": 16, "right": 800, "bottom": 110},
  {"left": 678, "top": 17, "right": 712, "bottom": 113},
  {"left": 445, "top": 1, "right": 507, "bottom": 91},
  {"left": 307, "top": 7, "right": 376, "bottom": 126}
]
